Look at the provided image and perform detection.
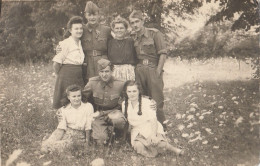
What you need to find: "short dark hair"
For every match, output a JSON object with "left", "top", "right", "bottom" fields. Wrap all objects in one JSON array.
[
  {"left": 65, "top": 84, "right": 82, "bottom": 96},
  {"left": 64, "top": 16, "right": 83, "bottom": 38},
  {"left": 67, "top": 16, "right": 84, "bottom": 30},
  {"left": 60, "top": 84, "right": 82, "bottom": 106}
]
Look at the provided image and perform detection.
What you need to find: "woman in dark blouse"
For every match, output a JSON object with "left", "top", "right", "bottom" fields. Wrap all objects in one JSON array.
[{"left": 108, "top": 16, "right": 137, "bottom": 81}]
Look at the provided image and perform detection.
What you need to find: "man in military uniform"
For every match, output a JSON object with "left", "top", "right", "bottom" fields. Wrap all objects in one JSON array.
[
  {"left": 82, "top": 59, "right": 126, "bottom": 145},
  {"left": 82, "top": 1, "right": 112, "bottom": 83},
  {"left": 129, "top": 10, "right": 168, "bottom": 130}
]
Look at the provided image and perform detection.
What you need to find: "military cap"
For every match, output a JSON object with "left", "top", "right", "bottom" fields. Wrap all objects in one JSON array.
[
  {"left": 129, "top": 10, "right": 143, "bottom": 20},
  {"left": 85, "top": 1, "right": 99, "bottom": 14},
  {"left": 97, "top": 59, "right": 111, "bottom": 71}
]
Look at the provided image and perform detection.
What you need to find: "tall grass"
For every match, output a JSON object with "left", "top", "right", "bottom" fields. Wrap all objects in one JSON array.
[
  {"left": 0, "top": 63, "right": 57, "bottom": 162},
  {"left": 1, "top": 59, "right": 259, "bottom": 166}
]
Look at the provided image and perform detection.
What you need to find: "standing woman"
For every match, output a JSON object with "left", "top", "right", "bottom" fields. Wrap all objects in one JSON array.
[
  {"left": 108, "top": 16, "right": 137, "bottom": 81},
  {"left": 122, "top": 80, "right": 184, "bottom": 157},
  {"left": 52, "top": 16, "right": 85, "bottom": 109}
]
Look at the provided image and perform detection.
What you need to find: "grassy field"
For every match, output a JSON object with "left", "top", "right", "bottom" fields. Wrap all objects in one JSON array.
[{"left": 1, "top": 58, "right": 259, "bottom": 166}]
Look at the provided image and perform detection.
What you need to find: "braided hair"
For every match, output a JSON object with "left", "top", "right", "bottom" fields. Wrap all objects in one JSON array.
[{"left": 123, "top": 80, "right": 143, "bottom": 119}]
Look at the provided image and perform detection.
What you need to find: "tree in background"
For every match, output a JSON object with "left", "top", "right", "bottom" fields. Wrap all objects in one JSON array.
[
  {"left": 0, "top": 0, "right": 258, "bottom": 70},
  {"left": 207, "top": 0, "right": 259, "bottom": 32},
  {"left": 0, "top": 3, "right": 35, "bottom": 64}
]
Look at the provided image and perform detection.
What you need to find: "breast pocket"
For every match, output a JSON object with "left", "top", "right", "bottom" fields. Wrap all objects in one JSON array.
[
  {"left": 110, "top": 94, "right": 120, "bottom": 100},
  {"left": 82, "top": 36, "right": 92, "bottom": 49},
  {"left": 97, "top": 36, "right": 107, "bottom": 47},
  {"left": 83, "top": 36, "right": 91, "bottom": 41},
  {"left": 93, "top": 92, "right": 104, "bottom": 104},
  {"left": 142, "top": 39, "right": 156, "bottom": 55}
]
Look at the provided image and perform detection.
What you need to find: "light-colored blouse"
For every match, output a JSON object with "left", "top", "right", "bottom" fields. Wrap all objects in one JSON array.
[
  {"left": 53, "top": 36, "right": 84, "bottom": 65},
  {"left": 57, "top": 102, "right": 94, "bottom": 131},
  {"left": 122, "top": 97, "right": 164, "bottom": 144}
]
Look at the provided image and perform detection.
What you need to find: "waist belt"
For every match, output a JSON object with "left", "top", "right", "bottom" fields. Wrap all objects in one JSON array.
[
  {"left": 138, "top": 59, "right": 158, "bottom": 67},
  {"left": 86, "top": 50, "right": 107, "bottom": 57},
  {"left": 96, "top": 105, "right": 117, "bottom": 111}
]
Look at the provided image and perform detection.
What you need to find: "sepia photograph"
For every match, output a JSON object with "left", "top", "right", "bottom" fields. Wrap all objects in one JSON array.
[{"left": 0, "top": 0, "right": 259, "bottom": 165}]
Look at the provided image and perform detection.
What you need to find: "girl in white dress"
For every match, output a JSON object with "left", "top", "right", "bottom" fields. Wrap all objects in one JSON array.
[{"left": 122, "top": 80, "right": 184, "bottom": 157}]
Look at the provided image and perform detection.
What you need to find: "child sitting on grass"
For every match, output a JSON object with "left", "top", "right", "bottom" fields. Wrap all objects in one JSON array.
[{"left": 41, "top": 84, "right": 94, "bottom": 153}]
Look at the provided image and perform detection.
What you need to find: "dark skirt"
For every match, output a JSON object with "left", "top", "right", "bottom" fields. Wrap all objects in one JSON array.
[{"left": 53, "top": 64, "right": 84, "bottom": 109}]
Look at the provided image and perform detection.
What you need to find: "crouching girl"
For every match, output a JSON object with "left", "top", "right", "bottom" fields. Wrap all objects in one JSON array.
[
  {"left": 41, "top": 85, "right": 94, "bottom": 153},
  {"left": 122, "top": 81, "right": 184, "bottom": 157}
]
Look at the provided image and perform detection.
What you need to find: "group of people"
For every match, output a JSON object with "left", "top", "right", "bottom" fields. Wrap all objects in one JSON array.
[{"left": 41, "top": 1, "right": 184, "bottom": 158}]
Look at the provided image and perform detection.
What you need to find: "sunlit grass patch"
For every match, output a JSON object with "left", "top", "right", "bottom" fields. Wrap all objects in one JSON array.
[
  {"left": 164, "top": 80, "right": 259, "bottom": 166},
  {"left": 164, "top": 57, "right": 254, "bottom": 88}
]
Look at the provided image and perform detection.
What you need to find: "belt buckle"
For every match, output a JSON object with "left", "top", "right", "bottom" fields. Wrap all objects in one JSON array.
[
  {"left": 93, "top": 50, "right": 97, "bottom": 56},
  {"left": 143, "top": 59, "right": 149, "bottom": 65}
]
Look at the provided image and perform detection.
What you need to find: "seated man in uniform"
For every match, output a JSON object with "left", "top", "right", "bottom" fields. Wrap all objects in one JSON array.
[{"left": 82, "top": 59, "right": 126, "bottom": 146}]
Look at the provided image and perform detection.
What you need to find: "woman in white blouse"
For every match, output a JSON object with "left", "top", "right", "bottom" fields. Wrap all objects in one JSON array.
[
  {"left": 122, "top": 80, "right": 184, "bottom": 157},
  {"left": 52, "top": 16, "right": 85, "bottom": 109},
  {"left": 41, "top": 85, "right": 94, "bottom": 153}
]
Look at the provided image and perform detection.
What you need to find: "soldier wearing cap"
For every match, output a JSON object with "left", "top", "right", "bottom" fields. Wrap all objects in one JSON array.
[
  {"left": 129, "top": 10, "right": 168, "bottom": 130},
  {"left": 82, "top": 58, "right": 126, "bottom": 145},
  {"left": 82, "top": 1, "right": 112, "bottom": 83}
]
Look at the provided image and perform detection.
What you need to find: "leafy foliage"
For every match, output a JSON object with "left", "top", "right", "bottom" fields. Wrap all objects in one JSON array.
[
  {"left": 0, "top": 0, "right": 258, "bottom": 65},
  {"left": 207, "top": 0, "right": 259, "bottom": 32}
]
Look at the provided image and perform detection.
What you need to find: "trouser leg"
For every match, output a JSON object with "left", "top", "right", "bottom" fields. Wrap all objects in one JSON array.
[
  {"left": 147, "top": 67, "right": 165, "bottom": 125},
  {"left": 135, "top": 66, "right": 166, "bottom": 125},
  {"left": 135, "top": 66, "right": 148, "bottom": 95},
  {"left": 92, "top": 117, "right": 108, "bottom": 144}
]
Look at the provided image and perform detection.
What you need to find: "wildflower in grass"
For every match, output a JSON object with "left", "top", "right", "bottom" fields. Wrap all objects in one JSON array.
[
  {"left": 249, "top": 112, "right": 254, "bottom": 118},
  {"left": 235, "top": 116, "right": 243, "bottom": 126},
  {"left": 188, "top": 134, "right": 202, "bottom": 143},
  {"left": 178, "top": 124, "right": 185, "bottom": 131},
  {"left": 205, "top": 128, "right": 213, "bottom": 134},
  {"left": 218, "top": 106, "right": 224, "bottom": 109},
  {"left": 6, "top": 149, "right": 22, "bottom": 166},
  {"left": 186, "top": 115, "right": 194, "bottom": 121},
  {"left": 43, "top": 161, "right": 52, "bottom": 166},
  {"left": 175, "top": 113, "right": 182, "bottom": 119},
  {"left": 182, "top": 133, "right": 189, "bottom": 138},
  {"left": 187, "top": 123, "right": 193, "bottom": 128},
  {"left": 202, "top": 140, "right": 208, "bottom": 144}
]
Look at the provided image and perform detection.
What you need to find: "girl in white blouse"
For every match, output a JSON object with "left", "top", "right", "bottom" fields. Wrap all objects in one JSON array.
[
  {"left": 122, "top": 80, "right": 184, "bottom": 157},
  {"left": 41, "top": 85, "right": 94, "bottom": 153},
  {"left": 52, "top": 16, "right": 85, "bottom": 110}
]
